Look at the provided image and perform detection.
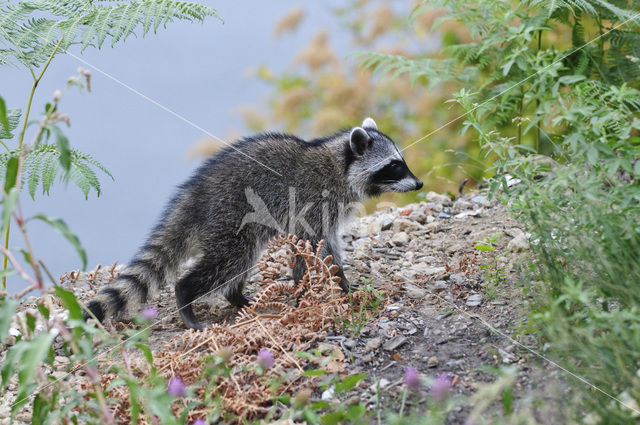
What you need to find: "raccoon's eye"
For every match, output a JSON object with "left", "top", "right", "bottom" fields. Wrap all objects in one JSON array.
[{"left": 389, "top": 161, "right": 401, "bottom": 169}]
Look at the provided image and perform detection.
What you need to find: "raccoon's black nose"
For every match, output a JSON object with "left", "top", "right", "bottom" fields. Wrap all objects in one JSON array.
[{"left": 415, "top": 179, "right": 424, "bottom": 190}]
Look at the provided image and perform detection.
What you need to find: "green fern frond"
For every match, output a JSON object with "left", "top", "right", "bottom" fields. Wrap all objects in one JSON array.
[
  {"left": 530, "top": 0, "right": 597, "bottom": 17},
  {"left": 0, "top": 145, "right": 114, "bottom": 199},
  {"left": 574, "top": 50, "right": 591, "bottom": 75},
  {"left": 356, "top": 51, "right": 457, "bottom": 88},
  {"left": 606, "top": 29, "right": 640, "bottom": 50},
  {"left": 0, "top": 109, "right": 22, "bottom": 139},
  {"left": 571, "top": 14, "right": 584, "bottom": 47},
  {"left": 0, "top": 0, "right": 221, "bottom": 70}
]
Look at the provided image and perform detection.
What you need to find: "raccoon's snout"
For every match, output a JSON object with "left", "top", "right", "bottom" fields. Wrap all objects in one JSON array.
[{"left": 415, "top": 179, "right": 423, "bottom": 190}]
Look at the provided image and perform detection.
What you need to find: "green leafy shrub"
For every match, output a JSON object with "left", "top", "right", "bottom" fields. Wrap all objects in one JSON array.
[
  {"left": 337, "top": 277, "right": 385, "bottom": 337},
  {"left": 475, "top": 232, "right": 506, "bottom": 299},
  {"left": 357, "top": 0, "right": 640, "bottom": 422}
]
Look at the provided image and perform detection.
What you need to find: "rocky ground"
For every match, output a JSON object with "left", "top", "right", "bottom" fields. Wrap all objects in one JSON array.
[{"left": 1, "top": 191, "right": 569, "bottom": 424}]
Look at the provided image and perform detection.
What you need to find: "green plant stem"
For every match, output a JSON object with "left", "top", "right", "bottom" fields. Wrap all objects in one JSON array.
[
  {"left": 517, "top": 86, "right": 523, "bottom": 146},
  {"left": 1, "top": 35, "right": 64, "bottom": 291},
  {"left": 38, "top": 259, "right": 56, "bottom": 285},
  {"left": 399, "top": 388, "right": 408, "bottom": 417},
  {"left": 536, "top": 29, "right": 542, "bottom": 150},
  {"left": 18, "top": 218, "right": 43, "bottom": 287}
]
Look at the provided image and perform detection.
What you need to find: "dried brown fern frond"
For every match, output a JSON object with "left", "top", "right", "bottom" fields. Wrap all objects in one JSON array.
[{"left": 103, "top": 235, "right": 387, "bottom": 423}]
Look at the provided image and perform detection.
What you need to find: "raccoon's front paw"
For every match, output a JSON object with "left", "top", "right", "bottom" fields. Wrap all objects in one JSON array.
[
  {"left": 336, "top": 269, "right": 357, "bottom": 294},
  {"left": 191, "top": 321, "right": 206, "bottom": 331},
  {"left": 338, "top": 277, "right": 359, "bottom": 294},
  {"left": 183, "top": 317, "right": 205, "bottom": 331}
]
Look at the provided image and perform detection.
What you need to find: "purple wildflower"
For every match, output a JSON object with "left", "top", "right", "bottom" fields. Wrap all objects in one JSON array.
[
  {"left": 430, "top": 374, "right": 452, "bottom": 402},
  {"left": 141, "top": 307, "right": 158, "bottom": 320},
  {"left": 403, "top": 367, "right": 422, "bottom": 391},
  {"left": 191, "top": 419, "right": 207, "bottom": 425},
  {"left": 256, "top": 348, "right": 274, "bottom": 369},
  {"left": 167, "top": 376, "right": 186, "bottom": 397}
]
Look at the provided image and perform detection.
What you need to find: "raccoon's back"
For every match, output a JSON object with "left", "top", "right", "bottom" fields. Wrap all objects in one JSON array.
[{"left": 189, "top": 133, "right": 349, "bottom": 209}]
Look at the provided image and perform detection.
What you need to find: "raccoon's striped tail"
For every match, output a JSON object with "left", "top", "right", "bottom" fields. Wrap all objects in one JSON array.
[{"left": 84, "top": 249, "right": 170, "bottom": 323}]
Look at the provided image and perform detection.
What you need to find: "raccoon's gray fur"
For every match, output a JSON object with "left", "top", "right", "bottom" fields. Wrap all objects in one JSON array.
[{"left": 85, "top": 118, "right": 423, "bottom": 329}]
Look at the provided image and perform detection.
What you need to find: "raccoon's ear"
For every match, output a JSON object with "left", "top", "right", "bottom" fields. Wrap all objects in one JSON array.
[
  {"left": 349, "top": 127, "right": 371, "bottom": 156},
  {"left": 362, "top": 117, "right": 378, "bottom": 130}
]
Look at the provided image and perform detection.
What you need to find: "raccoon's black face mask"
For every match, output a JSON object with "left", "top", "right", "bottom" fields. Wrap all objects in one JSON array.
[{"left": 346, "top": 118, "right": 423, "bottom": 198}]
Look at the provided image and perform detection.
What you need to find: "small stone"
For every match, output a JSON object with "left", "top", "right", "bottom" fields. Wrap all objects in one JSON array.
[
  {"left": 433, "top": 281, "right": 448, "bottom": 290},
  {"left": 471, "top": 195, "right": 488, "bottom": 205},
  {"left": 369, "top": 378, "right": 390, "bottom": 392},
  {"left": 426, "top": 191, "right": 451, "bottom": 205},
  {"left": 54, "top": 356, "right": 70, "bottom": 370},
  {"left": 391, "top": 232, "right": 409, "bottom": 246},
  {"left": 365, "top": 337, "right": 382, "bottom": 352},
  {"left": 427, "top": 356, "right": 439, "bottom": 367},
  {"left": 404, "top": 283, "right": 427, "bottom": 299},
  {"left": 379, "top": 215, "right": 393, "bottom": 231},
  {"left": 508, "top": 233, "right": 529, "bottom": 252},
  {"left": 425, "top": 222, "right": 440, "bottom": 233},
  {"left": 454, "top": 209, "right": 482, "bottom": 219},
  {"left": 424, "top": 202, "right": 443, "bottom": 213},
  {"left": 392, "top": 218, "right": 423, "bottom": 233},
  {"left": 383, "top": 336, "right": 408, "bottom": 351},
  {"left": 343, "top": 339, "right": 356, "bottom": 349},
  {"left": 498, "top": 348, "right": 516, "bottom": 364},
  {"left": 452, "top": 199, "right": 473, "bottom": 213},
  {"left": 438, "top": 211, "right": 451, "bottom": 219},
  {"left": 409, "top": 211, "right": 428, "bottom": 224},
  {"left": 367, "top": 220, "right": 383, "bottom": 235},
  {"left": 403, "top": 264, "right": 446, "bottom": 281},
  {"left": 51, "top": 371, "right": 66, "bottom": 380},
  {"left": 352, "top": 242, "right": 373, "bottom": 260},
  {"left": 466, "top": 294, "right": 483, "bottom": 307},
  {"left": 504, "top": 227, "right": 524, "bottom": 238},
  {"left": 449, "top": 273, "right": 466, "bottom": 283}
]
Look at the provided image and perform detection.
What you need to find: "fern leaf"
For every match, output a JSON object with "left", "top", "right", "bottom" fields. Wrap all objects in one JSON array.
[
  {"left": 41, "top": 148, "right": 59, "bottom": 196},
  {"left": 0, "top": 0, "right": 221, "bottom": 70},
  {"left": 356, "top": 51, "right": 457, "bottom": 88},
  {"left": 0, "top": 109, "right": 22, "bottom": 140},
  {"left": 26, "top": 151, "right": 42, "bottom": 199},
  {"left": 74, "top": 151, "right": 114, "bottom": 181},
  {"left": 0, "top": 144, "right": 113, "bottom": 199}
]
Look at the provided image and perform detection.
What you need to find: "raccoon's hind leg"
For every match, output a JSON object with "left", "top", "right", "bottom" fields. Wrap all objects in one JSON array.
[
  {"left": 174, "top": 255, "right": 252, "bottom": 329},
  {"left": 174, "top": 265, "right": 216, "bottom": 330}
]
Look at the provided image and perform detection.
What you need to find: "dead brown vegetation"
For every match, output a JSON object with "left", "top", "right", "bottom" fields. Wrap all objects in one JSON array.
[{"left": 101, "top": 235, "right": 384, "bottom": 423}]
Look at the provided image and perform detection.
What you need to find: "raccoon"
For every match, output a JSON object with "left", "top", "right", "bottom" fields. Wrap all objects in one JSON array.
[{"left": 85, "top": 117, "right": 423, "bottom": 329}]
